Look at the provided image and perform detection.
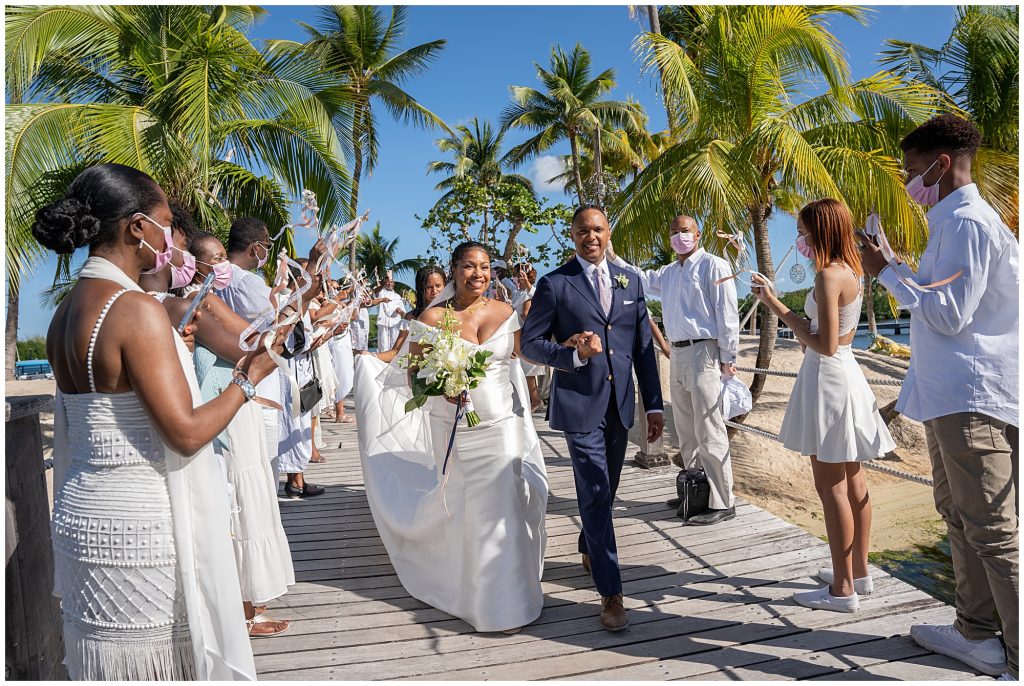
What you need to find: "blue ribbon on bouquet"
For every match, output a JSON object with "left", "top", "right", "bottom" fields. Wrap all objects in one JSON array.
[
  {"left": 441, "top": 390, "right": 469, "bottom": 476},
  {"left": 439, "top": 390, "right": 469, "bottom": 520}
]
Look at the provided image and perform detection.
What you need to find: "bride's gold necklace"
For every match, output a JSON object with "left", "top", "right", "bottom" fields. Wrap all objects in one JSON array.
[{"left": 453, "top": 295, "right": 490, "bottom": 314}]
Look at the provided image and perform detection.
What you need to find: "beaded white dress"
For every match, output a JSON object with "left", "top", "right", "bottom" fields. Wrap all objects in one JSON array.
[
  {"left": 51, "top": 257, "right": 256, "bottom": 681},
  {"left": 52, "top": 289, "right": 194, "bottom": 679}
]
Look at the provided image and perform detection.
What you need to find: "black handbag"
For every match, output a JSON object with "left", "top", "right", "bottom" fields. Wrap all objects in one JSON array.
[
  {"left": 675, "top": 468, "right": 711, "bottom": 521},
  {"left": 298, "top": 351, "right": 323, "bottom": 415}
]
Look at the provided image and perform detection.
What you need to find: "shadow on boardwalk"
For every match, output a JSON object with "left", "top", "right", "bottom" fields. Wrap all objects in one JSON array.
[{"left": 257, "top": 410, "right": 982, "bottom": 682}]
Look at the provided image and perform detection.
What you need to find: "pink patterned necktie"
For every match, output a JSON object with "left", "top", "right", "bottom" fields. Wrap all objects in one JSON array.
[{"left": 592, "top": 266, "right": 611, "bottom": 316}]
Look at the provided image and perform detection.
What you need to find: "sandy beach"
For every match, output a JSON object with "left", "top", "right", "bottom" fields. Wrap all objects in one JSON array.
[
  {"left": 7, "top": 338, "right": 939, "bottom": 553},
  {"left": 655, "top": 335, "right": 940, "bottom": 552}
]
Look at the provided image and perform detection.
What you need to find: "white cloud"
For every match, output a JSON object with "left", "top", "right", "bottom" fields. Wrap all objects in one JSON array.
[{"left": 528, "top": 155, "right": 567, "bottom": 194}]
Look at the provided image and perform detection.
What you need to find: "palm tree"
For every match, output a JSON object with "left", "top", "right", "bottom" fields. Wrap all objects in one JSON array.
[
  {"left": 268, "top": 5, "right": 451, "bottom": 270},
  {"left": 4, "top": 5, "right": 352, "bottom": 378},
  {"left": 501, "top": 43, "right": 647, "bottom": 204},
  {"left": 880, "top": 5, "right": 1018, "bottom": 231},
  {"left": 612, "top": 5, "right": 951, "bottom": 405},
  {"left": 426, "top": 117, "right": 534, "bottom": 243},
  {"left": 355, "top": 221, "right": 424, "bottom": 292}
]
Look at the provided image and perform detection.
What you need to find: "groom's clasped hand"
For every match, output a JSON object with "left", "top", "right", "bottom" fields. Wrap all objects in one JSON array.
[{"left": 562, "top": 331, "right": 603, "bottom": 359}]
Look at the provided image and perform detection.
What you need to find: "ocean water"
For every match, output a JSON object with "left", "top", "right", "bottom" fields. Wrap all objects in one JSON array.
[{"left": 852, "top": 331, "right": 911, "bottom": 350}]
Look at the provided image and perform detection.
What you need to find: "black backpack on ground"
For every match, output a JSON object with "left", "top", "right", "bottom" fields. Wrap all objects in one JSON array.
[{"left": 675, "top": 468, "right": 710, "bottom": 521}]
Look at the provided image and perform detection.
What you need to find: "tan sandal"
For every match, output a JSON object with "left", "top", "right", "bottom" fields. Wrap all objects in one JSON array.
[{"left": 247, "top": 614, "right": 290, "bottom": 638}]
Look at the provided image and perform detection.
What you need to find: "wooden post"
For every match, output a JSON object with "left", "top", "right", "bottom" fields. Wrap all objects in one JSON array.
[
  {"left": 634, "top": 351, "right": 669, "bottom": 469},
  {"left": 6, "top": 395, "right": 66, "bottom": 681}
]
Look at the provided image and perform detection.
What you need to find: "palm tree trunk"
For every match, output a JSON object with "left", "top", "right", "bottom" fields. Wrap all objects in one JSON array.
[
  {"left": 348, "top": 142, "right": 363, "bottom": 271},
  {"left": 6, "top": 282, "right": 20, "bottom": 381},
  {"left": 747, "top": 202, "right": 777, "bottom": 407},
  {"left": 864, "top": 273, "right": 877, "bottom": 336},
  {"left": 646, "top": 5, "right": 679, "bottom": 136},
  {"left": 481, "top": 207, "right": 490, "bottom": 245},
  {"left": 568, "top": 131, "right": 586, "bottom": 205}
]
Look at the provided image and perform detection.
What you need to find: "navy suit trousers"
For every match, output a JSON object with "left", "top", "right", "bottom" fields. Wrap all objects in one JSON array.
[{"left": 563, "top": 392, "right": 630, "bottom": 597}]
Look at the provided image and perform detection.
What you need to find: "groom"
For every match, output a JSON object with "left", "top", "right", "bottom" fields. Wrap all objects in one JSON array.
[{"left": 522, "top": 205, "right": 664, "bottom": 631}]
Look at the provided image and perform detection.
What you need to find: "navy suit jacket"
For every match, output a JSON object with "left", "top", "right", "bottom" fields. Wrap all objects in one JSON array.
[{"left": 521, "top": 257, "right": 664, "bottom": 434}]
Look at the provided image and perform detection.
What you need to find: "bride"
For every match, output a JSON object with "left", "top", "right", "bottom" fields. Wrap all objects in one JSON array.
[{"left": 353, "top": 241, "right": 548, "bottom": 634}]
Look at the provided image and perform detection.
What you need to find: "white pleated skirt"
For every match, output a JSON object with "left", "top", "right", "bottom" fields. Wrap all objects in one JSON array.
[{"left": 778, "top": 345, "right": 896, "bottom": 463}]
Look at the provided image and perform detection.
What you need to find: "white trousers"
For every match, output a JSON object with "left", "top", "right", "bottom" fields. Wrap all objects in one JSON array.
[{"left": 670, "top": 340, "right": 734, "bottom": 510}]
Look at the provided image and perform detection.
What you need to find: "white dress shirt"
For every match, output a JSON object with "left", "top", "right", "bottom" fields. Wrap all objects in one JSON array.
[
  {"left": 877, "top": 183, "right": 1019, "bottom": 427},
  {"left": 572, "top": 255, "right": 661, "bottom": 416},
  {"left": 376, "top": 288, "right": 405, "bottom": 326},
  {"left": 612, "top": 249, "right": 740, "bottom": 364}
]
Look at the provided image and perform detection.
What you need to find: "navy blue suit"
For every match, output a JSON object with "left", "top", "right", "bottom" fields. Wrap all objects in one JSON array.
[{"left": 522, "top": 257, "right": 663, "bottom": 597}]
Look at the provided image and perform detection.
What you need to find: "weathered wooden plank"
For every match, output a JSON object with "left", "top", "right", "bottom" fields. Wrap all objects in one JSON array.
[{"left": 256, "top": 411, "right": 972, "bottom": 682}]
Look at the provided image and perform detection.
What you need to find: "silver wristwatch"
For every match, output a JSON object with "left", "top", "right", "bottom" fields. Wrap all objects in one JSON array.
[{"left": 231, "top": 375, "right": 257, "bottom": 402}]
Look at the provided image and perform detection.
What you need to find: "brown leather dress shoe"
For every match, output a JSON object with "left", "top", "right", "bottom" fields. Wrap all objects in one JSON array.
[
  {"left": 582, "top": 553, "right": 591, "bottom": 575},
  {"left": 600, "top": 594, "right": 629, "bottom": 632}
]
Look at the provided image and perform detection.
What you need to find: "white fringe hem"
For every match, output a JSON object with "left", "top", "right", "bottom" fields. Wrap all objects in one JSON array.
[{"left": 62, "top": 619, "right": 196, "bottom": 681}]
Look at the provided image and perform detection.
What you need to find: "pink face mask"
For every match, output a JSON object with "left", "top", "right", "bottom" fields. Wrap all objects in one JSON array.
[
  {"left": 670, "top": 232, "right": 696, "bottom": 255},
  {"left": 254, "top": 242, "right": 270, "bottom": 269},
  {"left": 198, "top": 259, "right": 234, "bottom": 290},
  {"left": 169, "top": 248, "right": 197, "bottom": 289},
  {"left": 137, "top": 214, "right": 174, "bottom": 275},
  {"left": 905, "top": 158, "right": 946, "bottom": 206},
  {"left": 796, "top": 234, "right": 815, "bottom": 260}
]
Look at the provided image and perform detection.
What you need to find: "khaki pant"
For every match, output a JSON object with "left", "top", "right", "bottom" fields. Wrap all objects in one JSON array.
[
  {"left": 925, "top": 412, "right": 1019, "bottom": 676},
  {"left": 670, "top": 340, "right": 734, "bottom": 510}
]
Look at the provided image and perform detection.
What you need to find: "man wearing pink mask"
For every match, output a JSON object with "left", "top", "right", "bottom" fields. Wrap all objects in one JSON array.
[
  {"left": 610, "top": 215, "right": 739, "bottom": 525},
  {"left": 859, "top": 114, "right": 1018, "bottom": 681}
]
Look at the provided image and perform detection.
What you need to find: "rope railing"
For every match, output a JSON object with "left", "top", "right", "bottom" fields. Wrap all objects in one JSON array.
[
  {"left": 724, "top": 419, "right": 934, "bottom": 487},
  {"left": 734, "top": 365, "right": 905, "bottom": 387}
]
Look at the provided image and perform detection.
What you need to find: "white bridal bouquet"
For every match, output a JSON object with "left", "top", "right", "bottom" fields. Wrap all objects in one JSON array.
[{"left": 399, "top": 308, "right": 493, "bottom": 427}]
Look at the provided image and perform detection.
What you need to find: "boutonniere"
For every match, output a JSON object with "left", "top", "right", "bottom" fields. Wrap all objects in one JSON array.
[{"left": 613, "top": 274, "right": 630, "bottom": 290}]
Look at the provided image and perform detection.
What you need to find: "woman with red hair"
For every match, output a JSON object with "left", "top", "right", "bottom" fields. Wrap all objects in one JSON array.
[{"left": 752, "top": 198, "right": 895, "bottom": 614}]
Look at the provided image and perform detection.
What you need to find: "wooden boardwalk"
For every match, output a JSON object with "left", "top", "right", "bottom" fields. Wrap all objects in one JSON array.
[{"left": 257, "top": 411, "right": 984, "bottom": 681}]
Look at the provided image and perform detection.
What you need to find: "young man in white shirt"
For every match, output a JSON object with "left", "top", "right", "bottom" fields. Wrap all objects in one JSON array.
[
  {"left": 859, "top": 114, "right": 1018, "bottom": 680},
  {"left": 610, "top": 215, "right": 740, "bottom": 525}
]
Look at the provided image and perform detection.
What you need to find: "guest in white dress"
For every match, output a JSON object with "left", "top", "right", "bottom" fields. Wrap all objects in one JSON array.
[
  {"left": 510, "top": 263, "right": 547, "bottom": 412},
  {"left": 752, "top": 198, "right": 895, "bottom": 614},
  {"left": 35, "top": 163, "right": 284, "bottom": 679},
  {"left": 327, "top": 278, "right": 356, "bottom": 423},
  {"left": 372, "top": 265, "right": 447, "bottom": 364},
  {"left": 188, "top": 231, "right": 295, "bottom": 637},
  {"left": 354, "top": 242, "right": 548, "bottom": 634}
]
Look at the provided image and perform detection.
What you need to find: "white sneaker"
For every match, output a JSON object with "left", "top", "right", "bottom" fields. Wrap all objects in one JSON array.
[
  {"left": 909, "top": 623, "right": 1007, "bottom": 676},
  {"left": 817, "top": 568, "right": 874, "bottom": 595},
  {"left": 793, "top": 585, "right": 859, "bottom": 613}
]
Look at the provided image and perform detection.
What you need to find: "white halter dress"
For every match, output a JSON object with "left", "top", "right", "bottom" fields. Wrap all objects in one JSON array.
[
  {"left": 777, "top": 265, "right": 896, "bottom": 463},
  {"left": 51, "top": 257, "right": 255, "bottom": 681}
]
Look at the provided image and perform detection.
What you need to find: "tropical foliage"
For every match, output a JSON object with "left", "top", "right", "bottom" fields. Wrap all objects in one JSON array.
[
  {"left": 268, "top": 5, "right": 451, "bottom": 267},
  {"left": 418, "top": 177, "right": 573, "bottom": 266},
  {"left": 880, "top": 4, "right": 1019, "bottom": 231},
  {"left": 611, "top": 5, "right": 951, "bottom": 404},
  {"left": 501, "top": 43, "right": 647, "bottom": 204},
  {"left": 355, "top": 221, "right": 424, "bottom": 292},
  {"left": 5, "top": 4, "right": 353, "bottom": 377}
]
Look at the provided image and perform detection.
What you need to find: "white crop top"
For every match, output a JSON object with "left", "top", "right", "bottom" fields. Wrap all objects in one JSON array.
[{"left": 804, "top": 264, "right": 863, "bottom": 336}]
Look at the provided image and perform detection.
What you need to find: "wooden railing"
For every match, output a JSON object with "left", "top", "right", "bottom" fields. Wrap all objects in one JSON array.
[{"left": 5, "top": 395, "right": 66, "bottom": 681}]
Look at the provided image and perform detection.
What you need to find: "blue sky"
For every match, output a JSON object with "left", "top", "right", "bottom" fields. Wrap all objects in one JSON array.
[{"left": 14, "top": 5, "right": 958, "bottom": 337}]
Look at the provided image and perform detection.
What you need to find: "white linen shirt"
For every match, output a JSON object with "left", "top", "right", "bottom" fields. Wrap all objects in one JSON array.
[
  {"left": 376, "top": 288, "right": 405, "bottom": 327},
  {"left": 613, "top": 249, "right": 740, "bottom": 364},
  {"left": 877, "top": 184, "right": 1019, "bottom": 427}
]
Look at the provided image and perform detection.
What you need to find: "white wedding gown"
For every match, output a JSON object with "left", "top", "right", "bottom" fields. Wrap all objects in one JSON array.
[{"left": 353, "top": 312, "right": 548, "bottom": 632}]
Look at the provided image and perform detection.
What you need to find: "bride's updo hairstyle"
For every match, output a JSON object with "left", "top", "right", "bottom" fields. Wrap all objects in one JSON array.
[{"left": 32, "top": 163, "right": 164, "bottom": 255}]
